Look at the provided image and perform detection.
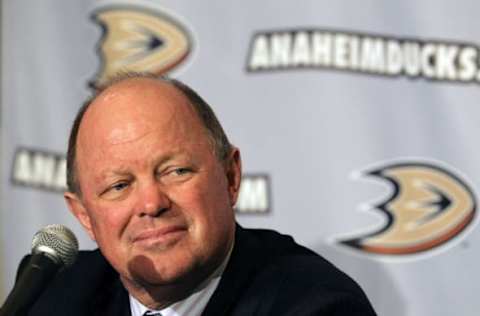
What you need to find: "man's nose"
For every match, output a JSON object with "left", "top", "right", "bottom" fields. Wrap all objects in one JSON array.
[{"left": 137, "top": 182, "right": 171, "bottom": 217}]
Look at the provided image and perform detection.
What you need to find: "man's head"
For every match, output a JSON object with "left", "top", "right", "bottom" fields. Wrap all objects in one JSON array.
[{"left": 64, "top": 74, "right": 241, "bottom": 301}]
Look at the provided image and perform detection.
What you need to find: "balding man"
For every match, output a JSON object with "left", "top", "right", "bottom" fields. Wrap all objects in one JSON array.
[{"left": 24, "top": 74, "right": 376, "bottom": 315}]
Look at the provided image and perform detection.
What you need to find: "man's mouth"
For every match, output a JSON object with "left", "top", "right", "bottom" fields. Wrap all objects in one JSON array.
[{"left": 132, "top": 225, "right": 188, "bottom": 248}]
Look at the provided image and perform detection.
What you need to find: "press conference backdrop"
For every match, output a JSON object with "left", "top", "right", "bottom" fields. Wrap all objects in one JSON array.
[{"left": 2, "top": 0, "right": 480, "bottom": 315}]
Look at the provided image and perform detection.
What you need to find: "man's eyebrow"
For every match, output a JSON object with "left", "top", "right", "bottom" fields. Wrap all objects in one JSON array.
[
  {"left": 97, "top": 168, "right": 132, "bottom": 180},
  {"left": 154, "top": 152, "right": 194, "bottom": 167},
  {"left": 97, "top": 152, "right": 190, "bottom": 178}
]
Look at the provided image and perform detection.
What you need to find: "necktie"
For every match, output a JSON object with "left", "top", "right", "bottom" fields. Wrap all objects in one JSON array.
[{"left": 143, "top": 311, "right": 162, "bottom": 316}]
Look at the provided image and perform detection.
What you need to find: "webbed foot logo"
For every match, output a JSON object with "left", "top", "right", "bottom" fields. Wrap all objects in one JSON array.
[
  {"left": 340, "top": 162, "right": 476, "bottom": 255},
  {"left": 91, "top": 6, "right": 192, "bottom": 88}
]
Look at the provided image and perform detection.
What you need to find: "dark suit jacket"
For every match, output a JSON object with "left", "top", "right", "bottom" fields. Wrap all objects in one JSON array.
[{"left": 20, "top": 225, "right": 376, "bottom": 315}]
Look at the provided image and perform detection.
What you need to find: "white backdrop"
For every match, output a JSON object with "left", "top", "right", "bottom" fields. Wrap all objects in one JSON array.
[{"left": 2, "top": 1, "right": 480, "bottom": 315}]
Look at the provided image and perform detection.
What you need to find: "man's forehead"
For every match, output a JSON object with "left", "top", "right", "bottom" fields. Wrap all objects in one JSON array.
[
  {"left": 81, "top": 79, "right": 196, "bottom": 137},
  {"left": 75, "top": 77, "right": 209, "bottom": 161}
]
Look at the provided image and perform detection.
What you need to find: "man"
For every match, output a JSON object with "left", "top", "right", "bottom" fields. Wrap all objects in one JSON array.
[{"left": 26, "top": 74, "right": 376, "bottom": 315}]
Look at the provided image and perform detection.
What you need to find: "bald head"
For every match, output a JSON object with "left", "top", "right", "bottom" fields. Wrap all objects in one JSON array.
[
  {"left": 66, "top": 74, "right": 231, "bottom": 194},
  {"left": 79, "top": 79, "right": 197, "bottom": 151}
]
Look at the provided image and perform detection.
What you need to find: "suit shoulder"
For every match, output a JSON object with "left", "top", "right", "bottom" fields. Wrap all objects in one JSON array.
[
  {"left": 27, "top": 249, "right": 119, "bottom": 315},
  {"left": 50, "top": 249, "right": 115, "bottom": 291},
  {"left": 236, "top": 227, "right": 377, "bottom": 314},
  {"left": 243, "top": 228, "right": 360, "bottom": 291}
]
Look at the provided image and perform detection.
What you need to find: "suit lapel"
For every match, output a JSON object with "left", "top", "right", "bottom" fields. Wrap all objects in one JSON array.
[{"left": 201, "top": 225, "right": 266, "bottom": 315}]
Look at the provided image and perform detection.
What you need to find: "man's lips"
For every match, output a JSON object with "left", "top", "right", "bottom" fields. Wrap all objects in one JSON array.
[{"left": 132, "top": 225, "right": 188, "bottom": 245}]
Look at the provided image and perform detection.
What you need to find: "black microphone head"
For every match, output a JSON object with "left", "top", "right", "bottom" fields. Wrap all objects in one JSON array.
[{"left": 31, "top": 224, "right": 79, "bottom": 267}]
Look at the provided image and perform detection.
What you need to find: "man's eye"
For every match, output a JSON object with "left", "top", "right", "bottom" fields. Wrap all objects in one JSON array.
[
  {"left": 111, "top": 182, "right": 128, "bottom": 191},
  {"left": 173, "top": 168, "right": 191, "bottom": 175},
  {"left": 99, "top": 181, "right": 130, "bottom": 199}
]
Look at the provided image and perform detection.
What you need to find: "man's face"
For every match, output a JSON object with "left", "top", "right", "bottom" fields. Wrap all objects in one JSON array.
[{"left": 65, "top": 79, "right": 240, "bottom": 289}]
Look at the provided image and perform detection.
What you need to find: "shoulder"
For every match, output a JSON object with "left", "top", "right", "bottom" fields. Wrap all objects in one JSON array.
[
  {"left": 26, "top": 249, "right": 122, "bottom": 315},
  {"left": 239, "top": 227, "right": 361, "bottom": 291},
  {"left": 227, "top": 226, "right": 377, "bottom": 315},
  {"left": 37, "top": 249, "right": 113, "bottom": 287}
]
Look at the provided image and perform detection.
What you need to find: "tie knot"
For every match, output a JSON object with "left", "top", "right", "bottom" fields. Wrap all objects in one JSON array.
[{"left": 143, "top": 311, "right": 162, "bottom": 316}]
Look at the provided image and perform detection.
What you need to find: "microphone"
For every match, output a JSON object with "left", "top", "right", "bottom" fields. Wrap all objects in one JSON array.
[{"left": 0, "top": 224, "right": 79, "bottom": 316}]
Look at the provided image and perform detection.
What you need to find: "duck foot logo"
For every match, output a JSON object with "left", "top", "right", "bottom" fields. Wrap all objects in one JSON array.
[
  {"left": 339, "top": 161, "right": 476, "bottom": 256},
  {"left": 91, "top": 5, "right": 192, "bottom": 88}
]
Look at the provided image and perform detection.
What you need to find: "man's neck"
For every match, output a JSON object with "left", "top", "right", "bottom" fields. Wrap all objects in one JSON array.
[
  {"left": 121, "top": 241, "right": 235, "bottom": 310},
  {"left": 120, "top": 260, "right": 216, "bottom": 310}
]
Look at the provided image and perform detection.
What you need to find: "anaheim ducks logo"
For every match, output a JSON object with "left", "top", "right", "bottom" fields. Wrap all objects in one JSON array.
[
  {"left": 340, "top": 162, "right": 476, "bottom": 255},
  {"left": 91, "top": 6, "right": 192, "bottom": 88}
]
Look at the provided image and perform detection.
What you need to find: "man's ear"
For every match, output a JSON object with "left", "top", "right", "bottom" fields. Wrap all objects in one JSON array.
[
  {"left": 225, "top": 147, "right": 242, "bottom": 206},
  {"left": 64, "top": 192, "right": 96, "bottom": 241}
]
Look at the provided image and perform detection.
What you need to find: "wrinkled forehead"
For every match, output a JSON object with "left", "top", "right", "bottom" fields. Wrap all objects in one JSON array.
[{"left": 76, "top": 78, "right": 205, "bottom": 155}]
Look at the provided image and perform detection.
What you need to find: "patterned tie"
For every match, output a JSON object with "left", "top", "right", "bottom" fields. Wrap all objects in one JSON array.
[{"left": 143, "top": 311, "right": 162, "bottom": 316}]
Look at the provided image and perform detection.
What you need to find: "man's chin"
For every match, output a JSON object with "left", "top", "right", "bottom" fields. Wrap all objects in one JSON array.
[{"left": 125, "top": 254, "right": 195, "bottom": 288}]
